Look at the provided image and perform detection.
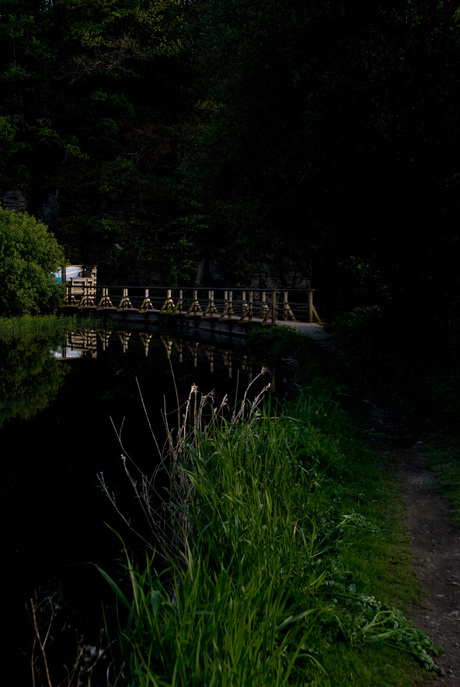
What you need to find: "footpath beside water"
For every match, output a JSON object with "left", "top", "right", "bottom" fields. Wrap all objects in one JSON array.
[{"left": 297, "top": 322, "right": 460, "bottom": 684}]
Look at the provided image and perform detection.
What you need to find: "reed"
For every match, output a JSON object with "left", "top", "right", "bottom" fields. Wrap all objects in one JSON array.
[{"left": 99, "top": 368, "right": 441, "bottom": 686}]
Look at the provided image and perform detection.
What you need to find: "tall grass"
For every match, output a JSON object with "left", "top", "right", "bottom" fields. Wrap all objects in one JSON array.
[
  {"left": 99, "top": 364, "right": 441, "bottom": 686},
  {"left": 0, "top": 314, "right": 102, "bottom": 342}
]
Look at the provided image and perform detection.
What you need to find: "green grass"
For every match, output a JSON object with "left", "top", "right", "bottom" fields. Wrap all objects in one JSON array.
[
  {"left": 0, "top": 313, "right": 103, "bottom": 342},
  {"left": 99, "top": 331, "right": 441, "bottom": 685},
  {"left": 425, "top": 437, "right": 460, "bottom": 527}
]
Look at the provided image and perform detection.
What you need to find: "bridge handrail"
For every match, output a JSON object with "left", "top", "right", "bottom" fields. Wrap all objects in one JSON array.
[{"left": 63, "top": 285, "right": 321, "bottom": 324}]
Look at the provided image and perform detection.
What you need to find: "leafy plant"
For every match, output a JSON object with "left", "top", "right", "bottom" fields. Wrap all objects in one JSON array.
[{"left": 0, "top": 208, "right": 65, "bottom": 316}]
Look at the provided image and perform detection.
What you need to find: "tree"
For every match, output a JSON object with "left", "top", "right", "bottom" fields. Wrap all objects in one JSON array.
[
  {"left": 0, "top": 1, "right": 191, "bottom": 282},
  {"left": 0, "top": 207, "right": 65, "bottom": 315},
  {"left": 180, "top": 0, "right": 460, "bottom": 303}
]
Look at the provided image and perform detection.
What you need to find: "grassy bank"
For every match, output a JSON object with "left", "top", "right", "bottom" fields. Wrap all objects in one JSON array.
[
  {"left": 0, "top": 313, "right": 102, "bottom": 342},
  {"left": 99, "top": 328, "right": 440, "bottom": 686},
  {"left": 326, "top": 308, "right": 460, "bottom": 535}
]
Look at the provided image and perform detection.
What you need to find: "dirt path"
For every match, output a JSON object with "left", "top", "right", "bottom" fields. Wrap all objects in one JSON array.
[
  {"left": 398, "top": 440, "right": 460, "bottom": 683},
  {"left": 363, "top": 396, "right": 460, "bottom": 684},
  {"left": 310, "top": 333, "right": 460, "bottom": 684}
]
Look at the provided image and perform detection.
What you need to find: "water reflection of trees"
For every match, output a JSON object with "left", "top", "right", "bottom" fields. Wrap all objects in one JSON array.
[
  {"left": 0, "top": 339, "right": 69, "bottom": 427},
  {"left": 0, "top": 328, "right": 271, "bottom": 430}
]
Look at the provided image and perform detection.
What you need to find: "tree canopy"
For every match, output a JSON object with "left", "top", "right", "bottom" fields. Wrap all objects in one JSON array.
[
  {"left": 0, "top": 0, "right": 459, "bottom": 320},
  {"left": 0, "top": 0, "right": 459, "bottom": 420},
  {"left": 179, "top": 1, "right": 460, "bottom": 303},
  {"left": 0, "top": 0, "right": 190, "bottom": 282},
  {"left": 0, "top": 207, "right": 65, "bottom": 315}
]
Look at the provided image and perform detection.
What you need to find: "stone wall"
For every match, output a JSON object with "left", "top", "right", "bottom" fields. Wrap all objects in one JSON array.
[{"left": 1, "top": 190, "right": 28, "bottom": 213}]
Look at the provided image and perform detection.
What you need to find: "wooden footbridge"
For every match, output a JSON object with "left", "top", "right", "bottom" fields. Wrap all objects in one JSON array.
[{"left": 62, "top": 284, "right": 322, "bottom": 326}]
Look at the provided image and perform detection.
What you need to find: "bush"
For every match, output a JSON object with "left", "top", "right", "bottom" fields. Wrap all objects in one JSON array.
[{"left": 0, "top": 207, "right": 65, "bottom": 316}]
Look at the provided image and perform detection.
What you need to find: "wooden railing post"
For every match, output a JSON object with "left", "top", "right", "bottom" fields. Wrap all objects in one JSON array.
[
  {"left": 202, "top": 289, "right": 219, "bottom": 317},
  {"left": 240, "top": 290, "right": 254, "bottom": 321},
  {"left": 65, "top": 282, "right": 75, "bottom": 306},
  {"left": 80, "top": 284, "right": 96, "bottom": 308},
  {"left": 272, "top": 290, "right": 278, "bottom": 323},
  {"left": 176, "top": 289, "right": 184, "bottom": 313},
  {"left": 261, "top": 291, "right": 270, "bottom": 321},
  {"left": 118, "top": 288, "right": 133, "bottom": 310},
  {"left": 160, "top": 289, "right": 175, "bottom": 312},
  {"left": 220, "top": 290, "right": 234, "bottom": 319},
  {"left": 98, "top": 287, "right": 114, "bottom": 309},
  {"left": 307, "top": 289, "right": 323, "bottom": 325},
  {"left": 263, "top": 290, "right": 277, "bottom": 324},
  {"left": 140, "top": 288, "right": 154, "bottom": 311},
  {"left": 241, "top": 291, "right": 247, "bottom": 317},
  {"left": 187, "top": 289, "right": 202, "bottom": 316},
  {"left": 308, "top": 290, "right": 314, "bottom": 323},
  {"left": 283, "top": 291, "right": 296, "bottom": 321}
]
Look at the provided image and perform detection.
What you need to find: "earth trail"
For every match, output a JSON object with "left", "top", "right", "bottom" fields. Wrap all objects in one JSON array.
[
  {"left": 364, "top": 396, "right": 460, "bottom": 684},
  {"left": 301, "top": 327, "right": 460, "bottom": 684}
]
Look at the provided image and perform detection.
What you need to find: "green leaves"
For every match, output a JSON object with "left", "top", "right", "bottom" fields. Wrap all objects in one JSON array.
[
  {"left": 0, "top": 0, "right": 193, "bottom": 286},
  {"left": 0, "top": 207, "right": 65, "bottom": 316}
]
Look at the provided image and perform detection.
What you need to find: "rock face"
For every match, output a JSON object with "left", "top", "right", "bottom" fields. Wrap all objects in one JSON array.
[
  {"left": 197, "top": 255, "right": 311, "bottom": 290},
  {"left": 1, "top": 190, "right": 28, "bottom": 213},
  {"left": 37, "top": 193, "right": 61, "bottom": 224},
  {"left": 249, "top": 263, "right": 311, "bottom": 290},
  {"left": 0, "top": 190, "right": 312, "bottom": 290},
  {"left": 0, "top": 190, "right": 61, "bottom": 225}
]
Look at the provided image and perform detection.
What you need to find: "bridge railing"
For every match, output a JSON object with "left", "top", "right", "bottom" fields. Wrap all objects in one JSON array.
[{"left": 64, "top": 285, "right": 322, "bottom": 324}]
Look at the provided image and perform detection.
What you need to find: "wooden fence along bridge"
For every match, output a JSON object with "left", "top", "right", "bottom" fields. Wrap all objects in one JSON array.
[{"left": 62, "top": 283, "right": 322, "bottom": 327}]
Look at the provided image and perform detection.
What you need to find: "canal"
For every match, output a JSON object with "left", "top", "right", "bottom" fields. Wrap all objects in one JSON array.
[{"left": 0, "top": 324, "right": 272, "bottom": 684}]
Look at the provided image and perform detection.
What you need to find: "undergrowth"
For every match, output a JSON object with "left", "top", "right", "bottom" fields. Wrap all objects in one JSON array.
[
  {"left": 326, "top": 306, "right": 460, "bottom": 430},
  {"left": 96, "top": 328, "right": 441, "bottom": 686}
]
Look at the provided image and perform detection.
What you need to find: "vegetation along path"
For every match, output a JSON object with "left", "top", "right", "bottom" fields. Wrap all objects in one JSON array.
[{"left": 296, "top": 324, "right": 460, "bottom": 684}]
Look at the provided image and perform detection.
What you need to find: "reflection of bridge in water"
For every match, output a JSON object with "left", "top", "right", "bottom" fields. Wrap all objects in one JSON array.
[
  {"left": 55, "top": 329, "right": 273, "bottom": 386},
  {"left": 62, "top": 285, "right": 322, "bottom": 328}
]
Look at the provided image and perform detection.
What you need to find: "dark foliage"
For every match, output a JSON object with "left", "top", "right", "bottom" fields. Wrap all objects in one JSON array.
[{"left": 0, "top": 0, "right": 459, "bottom": 422}]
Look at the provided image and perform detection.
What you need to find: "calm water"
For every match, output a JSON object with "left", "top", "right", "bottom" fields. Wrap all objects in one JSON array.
[{"left": 0, "top": 327, "right": 270, "bottom": 683}]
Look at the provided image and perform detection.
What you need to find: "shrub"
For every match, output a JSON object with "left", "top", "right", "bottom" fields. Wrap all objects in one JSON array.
[{"left": 0, "top": 207, "right": 65, "bottom": 316}]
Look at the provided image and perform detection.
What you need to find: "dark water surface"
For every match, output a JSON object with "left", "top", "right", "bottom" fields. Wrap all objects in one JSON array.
[{"left": 0, "top": 327, "right": 269, "bottom": 683}]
